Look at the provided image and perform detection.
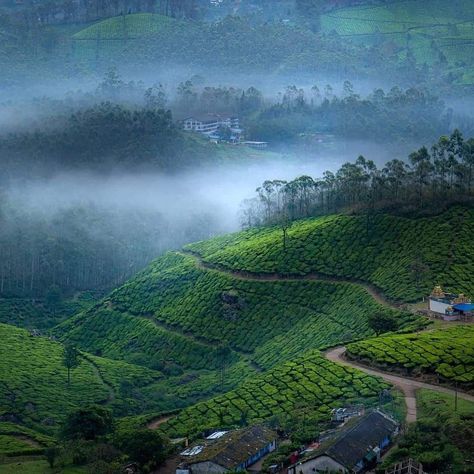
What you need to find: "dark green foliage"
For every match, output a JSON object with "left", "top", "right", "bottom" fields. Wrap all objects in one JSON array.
[
  {"left": 347, "top": 326, "right": 474, "bottom": 387},
  {"left": 187, "top": 207, "right": 474, "bottom": 302},
  {"left": 0, "top": 323, "right": 162, "bottom": 438},
  {"left": 63, "top": 345, "right": 81, "bottom": 385},
  {"left": 383, "top": 390, "right": 474, "bottom": 473},
  {"left": 367, "top": 312, "right": 399, "bottom": 336},
  {"left": 62, "top": 406, "right": 114, "bottom": 441},
  {"left": 0, "top": 295, "right": 98, "bottom": 329},
  {"left": 45, "top": 445, "right": 60, "bottom": 468},
  {"left": 115, "top": 429, "right": 170, "bottom": 472},
  {"left": 159, "top": 351, "right": 390, "bottom": 438}
]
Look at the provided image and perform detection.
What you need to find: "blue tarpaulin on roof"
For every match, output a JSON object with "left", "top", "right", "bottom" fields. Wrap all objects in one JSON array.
[{"left": 453, "top": 303, "right": 474, "bottom": 311}]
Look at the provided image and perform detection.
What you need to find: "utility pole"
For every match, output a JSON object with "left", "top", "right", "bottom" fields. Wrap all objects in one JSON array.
[{"left": 455, "top": 381, "right": 458, "bottom": 413}]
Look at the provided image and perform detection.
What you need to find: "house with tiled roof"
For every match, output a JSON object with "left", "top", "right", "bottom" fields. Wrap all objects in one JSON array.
[
  {"left": 287, "top": 410, "right": 399, "bottom": 474},
  {"left": 177, "top": 425, "right": 277, "bottom": 474}
]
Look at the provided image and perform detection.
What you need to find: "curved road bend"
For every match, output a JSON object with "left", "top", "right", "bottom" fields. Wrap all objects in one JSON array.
[{"left": 326, "top": 346, "right": 474, "bottom": 424}]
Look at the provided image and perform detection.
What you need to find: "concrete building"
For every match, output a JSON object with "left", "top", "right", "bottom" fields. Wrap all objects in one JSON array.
[
  {"left": 429, "top": 286, "right": 474, "bottom": 321},
  {"left": 287, "top": 411, "right": 399, "bottom": 474},
  {"left": 182, "top": 115, "right": 240, "bottom": 135},
  {"left": 177, "top": 425, "right": 277, "bottom": 474}
]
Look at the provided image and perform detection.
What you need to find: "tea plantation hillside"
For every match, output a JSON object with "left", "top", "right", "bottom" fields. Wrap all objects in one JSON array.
[
  {"left": 0, "top": 293, "right": 99, "bottom": 330},
  {"left": 158, "top": 351, "right": 389, "bottom": 438},
  {"left": 320, "top": 0, "right": 474, "bottom": 84},
  {"left": 346, "top": 326, "right": 474, "bottom": 390},
  {"left": 0, "top": 323, "right": 166, "bottom": 440},
  {"left": 56, "top": 252, "right": 420, "bottom": 410},
  {"left": 186, "top": 207, "right": 474, "bottom": 302},
  {"left": 57, "top": 253, "right": 420, "bottom": 369}
]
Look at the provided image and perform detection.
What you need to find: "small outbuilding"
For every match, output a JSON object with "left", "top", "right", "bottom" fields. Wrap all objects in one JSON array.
[
  {"left": 428, "top": 286, "right": 473, "bottom": 321},
  {"left": 177, "top": 425, "right": 277, "bottom": 474},
  {"left": 287, "top": 410, "right": 399, "bottom": 474}
]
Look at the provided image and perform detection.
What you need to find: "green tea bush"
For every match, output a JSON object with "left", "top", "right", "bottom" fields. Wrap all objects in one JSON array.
[
  {"left": 186, "top": 207, "right": 474, "bottom": 302},
  {"left": 159, "top": 351, "right": 389, "bottom": 438},
  {"left": 0, "top": 323, "right": 163, "bottom": 440},
  {"left": 347, "top": 326, "right": 474, "bottom": 387}
]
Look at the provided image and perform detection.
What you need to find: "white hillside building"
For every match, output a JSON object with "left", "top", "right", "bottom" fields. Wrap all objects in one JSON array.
[
  {"left": 182, "top": 114, "right": 240, "bottom": 135},
  {"left": 428, "top": 285, "right": 474, "bottom": 321}
]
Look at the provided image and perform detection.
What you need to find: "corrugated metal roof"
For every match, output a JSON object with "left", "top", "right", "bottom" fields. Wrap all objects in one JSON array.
[{"left": 453, "top": 303, "right": 474, "bottom": 311}]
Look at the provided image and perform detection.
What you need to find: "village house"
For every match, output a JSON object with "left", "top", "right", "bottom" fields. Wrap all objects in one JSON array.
[
  {"left": 182, "top": 114, "right": 241, "bottom": 136},
  {"left": 287, "top": 410, "right": 399, "bottom": 474},
  {"left": 176, "top": 425, "right": 277, "bottom": 474},
  {"left": 428, "top": 285, "right": 474, "bottom": 321}
]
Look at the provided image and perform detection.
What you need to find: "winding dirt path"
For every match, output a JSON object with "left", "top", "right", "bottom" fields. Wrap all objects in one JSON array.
[
  {"left": 82, "top": 355, "right": 115, "bottom": 404},
  {"left": 325, "top": 346, "right": 474, "bottom": 424},
  {"left": 180, "top": 251, "right": 396, "bottom": 309},
  {"left": 147, "top": 415, "right": 173, "bottom": 430},
  {"left": 179, "top": 251, "right": 474, "bottom": 426}
]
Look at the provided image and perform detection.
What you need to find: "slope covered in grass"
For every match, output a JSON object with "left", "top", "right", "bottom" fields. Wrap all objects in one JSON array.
[
  {"left": 186, "top": 207, "right": 474, "bottom": 302},
  {"left": 347, "top": 326, "right": 474, "bottom": 388},
  {"left": 73, "top": 13, "right": 177, "bottom": 40},
  {"left": 0, "top": 323, "right": 163, "bottom": 435},
  {"left": 0, "top": 293, "right": 99, "bottom": 330},
  {"left": 159, "top": 351, "right": 389, "bottom": 438},
  {"left": 57, "top": 251, "right": 419, "bottom": 371}
]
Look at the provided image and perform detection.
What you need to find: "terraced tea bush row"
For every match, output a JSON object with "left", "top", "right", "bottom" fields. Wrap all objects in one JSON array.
[
  {"left": 0, "top": 323, "right": 163, "bottom": 435},
  {"left": 60, "top": 252, "right": 419, "bottom": 373},
  {"left": 186, "top": 207, "right": 474, "bottom": 302},
  {"left": 0, "top": 294, "right": 98, "bottom": 330},
  {"left": 320, "top": 0, "right": 474, "bottom": 83},
  {"left": 160, "top": 352, "right": 389, "bottom": 438},
  {"left": 347, "top": 326, "right": 474, "bottom": 386},
  {"left": 59, "top": 308, "right": 231, "bottom": 371}
]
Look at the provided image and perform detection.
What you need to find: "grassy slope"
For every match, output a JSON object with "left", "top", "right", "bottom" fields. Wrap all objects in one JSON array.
[
  {"left": 418, "top": 388, "right": 474, "bottom": 418},
  {"left": 159, "top": 351, "right": 389, "bottom": 438},
  {"left": 0, "top": 323, "right": 163, "bottom": 439},
  {"left": 0, "top": 461, "right": 85, "bottom": 474},
  {"left": 0, "top": 293, "right": 99, "bottom": 330},
  {"left": 321, "top": 0, "right": 474, "bottom": 84},
  {"left": 186, "top": 206, "right": 474, "bottom": 302},
  {"left": 346, "top": 326, "right": 474, "bottom": 387},
  {"left": 73, "top": 13, "right": 177, "bottom": 40},
  {"left": 55, "top": 251, "right": 418, "bottom": 411}
]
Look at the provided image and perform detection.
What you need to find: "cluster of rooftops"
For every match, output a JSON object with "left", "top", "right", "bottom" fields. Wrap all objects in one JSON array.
[{"left": 175, "top": 409, "right": 399, "bottom": 474}]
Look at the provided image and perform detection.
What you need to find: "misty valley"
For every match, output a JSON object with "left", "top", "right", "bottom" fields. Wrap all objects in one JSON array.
[{"left": 0, "top": 1, "right": 474, "bottom": 474}]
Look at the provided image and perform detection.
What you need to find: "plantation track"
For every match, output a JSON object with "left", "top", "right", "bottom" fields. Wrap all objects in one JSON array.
[
  {"left": 325, "top": 346, "right": 474, "bottom": 424},
  {"left": 81, "top": 355, "right": 115, "bottom": 404},
  {"left": 180, "top": 251, "right": 397, "bottom": 310},
  {"left": 141, "top": 314, "right": 264, "bottom": 372}
]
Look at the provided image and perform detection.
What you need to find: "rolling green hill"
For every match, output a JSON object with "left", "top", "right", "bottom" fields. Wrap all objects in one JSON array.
[
  {"left": 346, "top": 326, "right": 474, "bottom": 389},
  {"left": 159, "top": 351, "right": 389, "bottom": 438},
  {"left": 186, "top": 206, "right": 474, "bottom": 302},
  {"left": 53, "top": 210, "right": 428, "bottom": 432},
  {"left": 320, "top": 0, "right": 474, "bottom": 84},
  {"left": 0, "top": 323, "right": 165, "bottom": 442},
  {"left": 5, "top": 206, "right": 473, "bottom": 449},
  {"left": 73, "top": 13, "right": 177, "bottom": 40}
]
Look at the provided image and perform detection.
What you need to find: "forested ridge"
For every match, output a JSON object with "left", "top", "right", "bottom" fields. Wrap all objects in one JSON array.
[{"left": 242, "top": 130, "right": 474, "bottom": 225}]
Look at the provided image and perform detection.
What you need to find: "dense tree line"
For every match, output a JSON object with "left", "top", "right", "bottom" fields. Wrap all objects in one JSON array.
[
  {"left": 0, "top": 200, "right": 218, "bottom": 297},
  {"left": 0, "top": 102, "right": 179, "bottom": 175},
  {"left": 4, "top": 0, "right": 203, "bottom": 26},
  {"left": 242, "top": 130, "right": 474, "bottom": 227},
  {"left": 171, "top": 79, "right": 471, "bottom": 143},
  {"left": 245, "top": 83, "right": 465, "bottom": 143}
]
